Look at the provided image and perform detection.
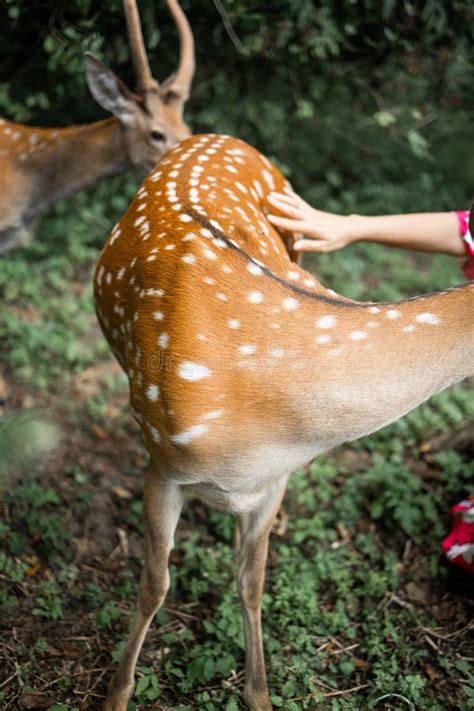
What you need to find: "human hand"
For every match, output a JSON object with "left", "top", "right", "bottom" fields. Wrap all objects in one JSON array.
[{"left": 267, "top": 190, "right": 355, "bottom": 253}]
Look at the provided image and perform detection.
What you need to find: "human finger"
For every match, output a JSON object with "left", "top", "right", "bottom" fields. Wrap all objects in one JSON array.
[
  {"left": 268, "top": 192, "right": 304, "bottom": 210},
  {"left": 293, "top": 239, "right": 328, "bottom": 253},
  {"left": 267, "top": 198, "right": 305, "bottom": 220},
  {"left": 267, "top": 214, "right": 308, "bottom": 232}
]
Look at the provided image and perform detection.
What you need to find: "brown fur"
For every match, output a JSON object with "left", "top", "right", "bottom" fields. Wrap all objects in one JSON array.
[
  {"left": 0, "top": 0, "right": 195, "bottom": 253},
  {"left": 95, "top": 134, "right": 473, "bottom": 710}
]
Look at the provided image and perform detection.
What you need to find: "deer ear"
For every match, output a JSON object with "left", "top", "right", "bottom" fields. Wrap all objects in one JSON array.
[{"left": 84, "top": 52, "right": 136, "bottom": 123}]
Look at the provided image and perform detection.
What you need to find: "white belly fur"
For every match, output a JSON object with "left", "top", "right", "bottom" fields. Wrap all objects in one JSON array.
[{"left": 177, "top": 441, "right": 321, "bottom": 514}]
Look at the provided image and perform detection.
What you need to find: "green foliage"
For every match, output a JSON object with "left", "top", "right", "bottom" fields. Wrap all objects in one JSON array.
[
  {"left": 0, "top": 0, "right": 472, "bottom": 209},
  {"left": 4, "top": 479, "right": 68, "bottom": 554},
  {"left": 96, "top": 600, "right": 121, "bottom": 628},
  {"left": 135, "top": 666, "right": 162, "bottom": 703},
  {"left": 33, "top": 580, "right": 64, "bottom": 620}
]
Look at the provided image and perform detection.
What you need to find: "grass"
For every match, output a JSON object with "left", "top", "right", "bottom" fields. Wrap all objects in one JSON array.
[{"left": 0, "top": 176, "right": 473, "bottom": 710}]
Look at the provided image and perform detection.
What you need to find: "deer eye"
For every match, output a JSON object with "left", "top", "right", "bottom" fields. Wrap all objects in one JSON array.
[{"left": 150, "top": 130, "right": 166, "bottom": 142}]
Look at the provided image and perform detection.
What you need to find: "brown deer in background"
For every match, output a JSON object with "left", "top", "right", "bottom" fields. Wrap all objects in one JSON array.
[{"left": 0, "top": 0, "right": 195, "bottom": 253}]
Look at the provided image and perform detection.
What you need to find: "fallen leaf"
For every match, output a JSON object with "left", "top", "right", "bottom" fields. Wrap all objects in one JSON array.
[
  {"left": 111, "top": 485, "right": 133, "bottom": 500},
  {"left": 25, "top": 555, "right": 41, "bottom": 577},
  {"left": 405, "top": 581, "right": 429, "bottom": 605},
  {"left": 336, "top": 521, "right": 350, "bottom": 541},
  {"left": 91, "top": 423, "right": 107, "bottom": 439},
  {"left": 46, "top": 644, "right": 63, "bottom": 657},
  {"left": 19, "top": 693, "right": 52, "bottom": 709},
  {"left": 424, "top": 662, "right": 437, "bottom": 680}
]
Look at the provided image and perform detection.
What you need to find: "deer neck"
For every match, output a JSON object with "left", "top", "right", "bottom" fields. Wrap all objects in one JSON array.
[
  {"left": 1, "top": 118, "right": 129, "bottom": 225},
  {"left": 29, "top": 118, "right": 130, "bottom": 213}
]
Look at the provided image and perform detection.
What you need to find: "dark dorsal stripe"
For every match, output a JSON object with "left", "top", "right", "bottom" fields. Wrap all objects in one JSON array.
[{"left": 186, "top": 206, "right": 469, "bottom": 310}]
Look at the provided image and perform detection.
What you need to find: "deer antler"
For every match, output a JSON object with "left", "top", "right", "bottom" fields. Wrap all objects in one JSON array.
[
  {"left": 123, "top": 0, "right": 157, "bottom": 93},
  {"left": 164, "top": 0, "right": 195, "bottom": 100}
]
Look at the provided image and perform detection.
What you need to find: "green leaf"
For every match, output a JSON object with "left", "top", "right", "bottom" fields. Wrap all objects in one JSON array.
[{"left": 135, "top": 675, "right": 150, "bottom": 696}]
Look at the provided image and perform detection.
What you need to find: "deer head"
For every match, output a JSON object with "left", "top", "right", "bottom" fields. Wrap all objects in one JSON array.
[{"left": 84, "top": 0, "right": 195, "bottom": 173}]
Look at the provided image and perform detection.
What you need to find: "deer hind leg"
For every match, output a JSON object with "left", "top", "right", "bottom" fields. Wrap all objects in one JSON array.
[
  {"left": 237, "top": 479, "right": 288, "bottom": 711},
  {"left": 104, "top": 469, "right": 183, "bottom": 711}
]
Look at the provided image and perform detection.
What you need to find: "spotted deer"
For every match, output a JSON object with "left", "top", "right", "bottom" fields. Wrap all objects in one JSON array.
[
  {"left": 0, "top": 0, "right": 195, "bottom": 254},
  {"left": 94, "top": 133, "right": 473, "bottom": 710}
]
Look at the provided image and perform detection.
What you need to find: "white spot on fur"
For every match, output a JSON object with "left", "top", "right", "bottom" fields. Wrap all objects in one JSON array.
[
  {"left": 262, "top": 169, "right": 276, "bottom": 190},
  {"left": 282, "top": 297, "right": 299, "bottom": 311},
  {"left": 147, "top": 384, "right": 159, "bottom": 401},
  {"left": 415, "top": 312, "right": 440, "bottom": 325},
  {"left": 147, "top": 425, "right": 161, "bottom": 443},
  {"left": 158, "top": 333, "right": 169, "bottom": 348},
  {"left": 203, "top": 410, "right": 224, "bottom": 420},
  {"left": 248, "top": 262, "right": 263, "bottom": 276},
  {"left": 239, "top": 345, "right": 256, "bottom": 355},
  {"left": 171, "top": 424, "right": 209, "bottom": 445},
  {"left": 178, "top": 361, "right": 212, "bottom": 381},
  {"left": 316, "top": 315, "right": 337, "bottom": 329},
  {"left": 248, "top": 291, "right": 264, "bottom": 304},
  {"left": 350, "top": 331, "right": 368, "bottom": 341}
]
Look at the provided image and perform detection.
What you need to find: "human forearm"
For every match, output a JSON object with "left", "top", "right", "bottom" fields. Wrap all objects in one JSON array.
[
  {"left": 348, "top": 212, "right": 464, "bottom": 256},
  {"left": 267, "top": 191, "right": 466, "bottom": 257}
]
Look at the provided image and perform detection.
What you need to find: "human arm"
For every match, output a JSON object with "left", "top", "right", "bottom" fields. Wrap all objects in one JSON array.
[{"left": 267, "top": 191, "right": 466, "bottom": 257}]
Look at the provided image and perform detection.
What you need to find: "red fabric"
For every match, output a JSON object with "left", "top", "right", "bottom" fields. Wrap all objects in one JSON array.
[
  {"left": 454, "top": 210, "right": 474, "bottom": 280},
  {"left": 441, "top": 497, "right": 474, "bottom": 573},
  {"left": 454, "top": 210, "right": 470, "bottom": 238},
  {"left": 463, "top": 255, "right": 474, "bottom": 280}
]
